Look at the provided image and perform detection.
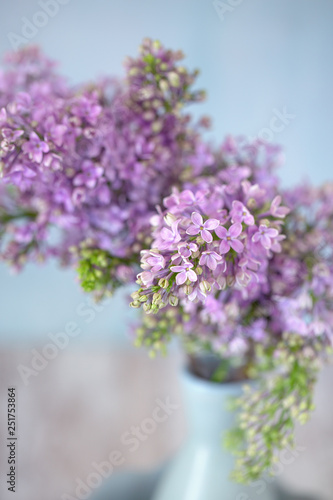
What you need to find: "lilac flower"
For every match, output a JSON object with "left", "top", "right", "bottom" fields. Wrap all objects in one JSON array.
[
  {"left": 2, "top": 128, "right": 24, "bottom": 143},
  {"left": 0, "top": 41, "right": 211, "bottom": 273},
  {"left": 252, "top": 225, "right": 279, "bottom": 249},
  {"left": 140, "top": 271, "right": 155, "bottom": 286},
  {"left": 215, "top": 223, "right": 244, "bottom": 254},
  {"left": 22, "top": 132, "right": 49, "bottom": 163},
  {"left": 71, "top": 94, "right": 102, "bottom": 125},
  {"left": 0, "top": 108, "right": 7, "bottom": 125},
  {"left": 171, "top": 261, "right": 198, "bottom": 285},
  {"left": 159, "top": 220, "right": 181, "bottom": 248},
  {"left": 270, "top": 195, "right": 290, "bottom": 218},
  {"left": 141, "top": 250, "right": 165, "bottom": 272},
  {"left": 231, "top": 200, "right": 254, "bottom": 226},
  {"left": 178, "top": 242, "right": 198, "bottom": 258},
  {"left": 199, "top": 251, "right": 222, "bottom": 270},
  {"left": 186, "top": 212, "right": 219, "bottom": 243},
  {"left": 73, "top": 160, "right": 104, "bottom": 189},
  {"left": 44, "top": 117, "right": 67, "bottom": 147}
]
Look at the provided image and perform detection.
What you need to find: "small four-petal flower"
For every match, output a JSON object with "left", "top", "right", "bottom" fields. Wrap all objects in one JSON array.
[
  {"left": 215, "top": 223, "right": 244, "bottom": 254},
  {"left": 170, "top": 261, "right": 198, "bottom": 285},
  {"left": 186, "top": 212, "right": 219, "bottom": 243}
]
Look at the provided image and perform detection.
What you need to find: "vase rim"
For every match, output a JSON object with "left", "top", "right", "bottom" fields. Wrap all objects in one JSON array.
[{"left": 181, "top": 365, "right": 253, "bottom": 394}]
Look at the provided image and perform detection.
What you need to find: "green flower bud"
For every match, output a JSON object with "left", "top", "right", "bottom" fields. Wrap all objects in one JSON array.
[
  {"left": 247, "top": 198, "right": 257, "bottom": 210},
  {"left": 130, "top": 301, "right": 141, "bottom": 309},
  {"left": 169, "top": 295, "right": 179, "bottom": 307},
  {"left": 184, "top": 285, "right": 193, "bottom": 295},
  {"left": 152, "top": 293, "right": 162, "bottom": 304},
  {"left": 158, "top": 278, "right": 169, "bottom": 288}
]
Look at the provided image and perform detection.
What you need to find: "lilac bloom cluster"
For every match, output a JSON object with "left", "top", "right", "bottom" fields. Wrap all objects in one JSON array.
[
  {"left": 0, "top": 40, "right": 211, "bottom": 278},
  {"left": 133, "top": 140, "right": 333, "bottom": 360},
  {"left": 132, "top": 139, "right": 289, "bottom": 316}
]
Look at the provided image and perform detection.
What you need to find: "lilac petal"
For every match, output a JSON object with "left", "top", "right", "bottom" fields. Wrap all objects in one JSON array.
[
  {"left": 245, "top": 214, "right": 255, "bottom": 225},
  {"left": 201, "top": 229, "right": 213, "bottom": 243},
  {"left": 215, "top": 225, "right": 227, "bottom": 239},
  {"left": 191, "top": 212, "right": 203, "bottom": 227},
  {"left": 30, "top": 131, "right": 39, "bottom": 141},
  {"left": 176, "top": 271, "right": 187, "bottom": 285},
  {"left": 141, "top": 271, "right": 154, "bottom": 286},
  {"left": 86, "top": 178, "right": 97, "bottom": 189},
  {"left": 230, "top": 239, "right": 244, "bottom": 253},
  {"left": 266, "top": 228, "right": 279, "bottom": 238},
  {"left": 180, "top": 190, "right": 195, "bottom": 204},
  {"left": 187, "top": 269, "right": 198, "bottom": 282},
  {"left": 204, "top": 218, "right": 219, "bottom": 230},
  {"left": 219, "top": 240, "right": 230, "bottom": 254},
  {"left": 207, "top": 255, "right": 217, "bottom": 270},
  {"left": 271, "top": 195, "right": 281, "bottom": 209},
  {"left": 261, "top": 234, "right": 272, "bottom": 249},
  {"left": 276, "top": 207, "right": 290, "bottom": 217},
  {"left": 232, "top": 200, "right": 243, "bottom": 211},
  {"left": 229, "top": 222, "right": 242, "bottom": 238},
  {"left": 179, "top": 247, "right": 191, "bottom": 258},
  {"left": 34, "top": 150, "right": 43, "bottom": 163},
  {"left": 199, "top": 254, "right": 207, "bottom": 266},
  {"left": 186, "top": 225, "right": 200, "bottom": 236},
  {"left": 0, "top": 108, "right": 7, "bottom": 125},
  {"left": 252, "top": 232, "right": 261, "bottom": 243},
  {"left": 170, "top": 265, "right": 185, "bottom": 272},
  {"left": 41, "top": 142, "right": 50, "bottom": 153},
  {"left": 160, "top": 227, "right": 173, "bottom": 240},
  {"left": 73, "top": 174, "right": 84, "bottom": 186}
]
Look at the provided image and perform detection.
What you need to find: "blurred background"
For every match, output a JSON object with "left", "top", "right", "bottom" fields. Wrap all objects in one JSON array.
[{"left": 0, "top": 1, "right": 333, "bottom": 499}]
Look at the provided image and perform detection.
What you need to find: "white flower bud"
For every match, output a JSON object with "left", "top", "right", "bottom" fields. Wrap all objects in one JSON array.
[
  {"left": 199, "top": 280, "right": 211, "bottom": 293},
  {"left": 167, "top": 71, "right": 180, "bottom": 87},
  {"left": 164, "top": 212, "right": 177, "bottom": 226}
]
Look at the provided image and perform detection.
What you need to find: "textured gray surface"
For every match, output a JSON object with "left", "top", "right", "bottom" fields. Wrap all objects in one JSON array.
[{"left": 0, "top": 350, "right": 330, "bottom": 500}]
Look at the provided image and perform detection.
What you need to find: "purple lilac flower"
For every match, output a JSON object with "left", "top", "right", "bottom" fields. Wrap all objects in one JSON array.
[
  {"left": 0, "top": 41, "right": 211, "bottom": 272},
  {"left": 231, "top": 200, "right": 254, "bottom": 226},
  {"left": 199, "top": 251, "right": 222, "bottom": 270},
  {"left": 215, "top": 223, "right": 244, "bottom": 254},
  {"left": 160, "top": 220, "right": 181, "bottom": 248},
  {"left": 171, "top": 261, "right": 198, "bottom": 285},
  {"left": 22, "top": 132, "right": 49, "bottom": 163},
  {"left": 252, "top": 225, "right": 279, "bottom": 249},
  {"left": 270, "top": 195, "right": 290, "bottom": 218},
  {"left": 186, "top": 212, "right": 219, "bottom": 243},
  {"left": 178, "top": 242, "right": 198, "bottom": 258}
]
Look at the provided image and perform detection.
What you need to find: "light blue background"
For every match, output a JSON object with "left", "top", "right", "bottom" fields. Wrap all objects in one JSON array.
[{"left": 0, "top": 0, "right": 332, "bottom": 345}]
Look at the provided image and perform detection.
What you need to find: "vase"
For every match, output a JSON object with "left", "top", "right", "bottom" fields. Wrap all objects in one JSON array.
[{"left": 152, "top": 367, "right": 276, "bottom": 500}]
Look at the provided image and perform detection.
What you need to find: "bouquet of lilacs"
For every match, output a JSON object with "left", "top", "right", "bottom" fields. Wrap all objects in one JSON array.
[
  {"left": 1, "top": 40, "right": 333, "bottom": 484},
  {"left": 132, "top": 136, "right": 333, "bottom": 481},
  {"left": 0, "top": 40, "right": 211, "bottom": 294}
]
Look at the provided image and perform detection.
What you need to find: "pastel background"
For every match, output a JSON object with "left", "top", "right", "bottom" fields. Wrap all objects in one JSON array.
[{"left": 0, "top": 1, "right": 332, "bottom": 499}]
